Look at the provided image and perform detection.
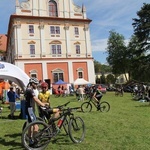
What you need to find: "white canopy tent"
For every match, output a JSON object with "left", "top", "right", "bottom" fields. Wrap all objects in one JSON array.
[
  {"left": 0, "top": 62, "right": 30, "bottom": 90},
  {"left": 74, "top": 78, "right": 90, "bottom": 85}
]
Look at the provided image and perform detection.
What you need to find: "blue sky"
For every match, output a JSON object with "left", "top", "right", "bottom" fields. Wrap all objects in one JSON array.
[{"left": 0, "top": 0, "right": 149, "bottom": 64}]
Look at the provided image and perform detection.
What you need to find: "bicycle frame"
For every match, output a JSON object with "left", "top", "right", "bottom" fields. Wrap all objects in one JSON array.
[
  {"left": 87, "top": 97, "right": 99, "bottom": 108},
  {"left": 42, "top": 107, "right": 78, "bottom": 138}
]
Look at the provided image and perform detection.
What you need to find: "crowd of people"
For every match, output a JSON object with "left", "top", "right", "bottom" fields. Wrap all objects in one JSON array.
[
  {"left": 132, "top": 83, "right": 150, "bottom": 101},
  {"left": 75, "top": 85, "right": 103, "bottom": 104},
  {"left": 5, "top": 77, "right": 150, "bottom": 120}
]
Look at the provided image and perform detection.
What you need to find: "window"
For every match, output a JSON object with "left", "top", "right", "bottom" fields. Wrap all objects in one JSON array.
[
  {"left": 53, "top": 73, "right": 64, "bottom": 83},
  {"left": 77, "top": 68, "right": 84, "bottom": 78},
  {"left": 56, "top": 26, "right": 60, "bottom": 34},
  {"left": 30, "top": 70, "right": 37, "bottom": 78},
  {"left": 76, "top": 45, "right": 80, "bottom": 54},
  {"left": 31, "top": 73, "right": 37, "bottom": 78},
  {"left": 53, "top": 73, "right": 63, "bottom": 82},
  {"left": 52, "top": 68, "right": 64, "bottom": 83},
  {"left": 50, "top": 26, "right": 60, "bottom": 34},
  {"left": 49, "top": 0, "right": 58, "bottom": 17},
  {"left": 78, "top": 72, "right": 83, "bottom": 78},
  {"left": 52, "top": 45, "right": 56, "bottom": 54},
  {"left": 29, "top": 25, "right": 34, "bottom": 34},
  {"left": 74, "top": 27, "right": 79, "bottom": 35},
  {"left": 57, "top": 45, "right": 61, "bottom": 54},
  {"left": 50, "top": 26, "right": 55, "bottom": 34},
  {"left": 51, "top": 45, "right": 61, "bottom": 56},
  {"left": 30, "top": 45, "right": 35, "bottom": 55}
]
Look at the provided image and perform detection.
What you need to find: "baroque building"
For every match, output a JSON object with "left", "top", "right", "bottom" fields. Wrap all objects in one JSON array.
[{"left": 6, "top": 0, "right": 95, "bottom": 85}]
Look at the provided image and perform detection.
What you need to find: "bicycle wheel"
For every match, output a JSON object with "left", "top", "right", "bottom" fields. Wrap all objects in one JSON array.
[
  {"left": 81, "top": 102, "right": 92, "bottom": 112},
  {"left": 68, "top": 117, "right": 85, "bottom": 143},
  {"left": 22, "top": 117, "right": 45, "bottom": 131},
  {"left": 99, "top": 101, "right": 110, "bottom": 112},
  {"left": 62, "top": 118, "right": 69, "bottom": 135},
  {"left": 22, "top": 121, "right": 51, "bottom": 150}
]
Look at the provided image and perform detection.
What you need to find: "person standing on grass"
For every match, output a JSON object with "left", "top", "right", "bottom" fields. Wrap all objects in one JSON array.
[
  {"left": 7, "top": 86, "right": 20, "bottom": 119},
  {"left": 78, "top": 85, "right": 85, "bottom": 101},
  {"left": 24, "top": 78, "right": 47, "bottom": 146},
  {"left": 25, "top": 78, "right": 46, "bottom": 122}
]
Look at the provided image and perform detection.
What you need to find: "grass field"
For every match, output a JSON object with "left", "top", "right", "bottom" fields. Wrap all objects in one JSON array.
[{"left": 0, "top": 92, "right": 150, "bottom": 150}]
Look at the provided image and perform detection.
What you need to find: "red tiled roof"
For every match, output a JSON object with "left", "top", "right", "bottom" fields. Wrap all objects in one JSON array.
[{"left": 0, "top": 34, "right": 7, "bottom": 51}]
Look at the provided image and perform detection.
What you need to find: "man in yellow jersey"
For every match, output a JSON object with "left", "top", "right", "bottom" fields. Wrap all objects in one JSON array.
[
  {"left": 38, "top": 82, "right": 59, "bottom": 119},
  {"left": 38, "top": 82, "right": 50, "bottom": 106}
]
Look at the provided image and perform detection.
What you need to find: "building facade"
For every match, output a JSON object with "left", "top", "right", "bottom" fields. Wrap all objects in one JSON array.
[{"left": 6, "top": 0, "right": 95, "bottom": 85}]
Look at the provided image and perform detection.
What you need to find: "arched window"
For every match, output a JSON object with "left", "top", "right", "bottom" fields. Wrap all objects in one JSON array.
[
  {"left": 49, "top": 0, "right": 58, "bottom": 17},
  {"left": 77, "top": 68, "right": 84, "bottom": 78},
  {"left": 51, "top": 68, "right": 64, "bottom": 82},
  {"left": 29, "top": 70, "right": 38, "bottom": 78}
]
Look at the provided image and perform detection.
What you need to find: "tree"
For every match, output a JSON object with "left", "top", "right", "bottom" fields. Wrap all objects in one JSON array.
[
  {"left": 132, "top": 3, "right": 150, "bottom": 55},
  {"left": 106, "top": 74, "right": 116, "bottom": 84},
  {"left": 106, "top": 30, "right": 129, "bottom": 81},
  {"left": 94, "top": 60, "right": 112, "bottom": 73},
  {"left": 100, "top": 64, "right": 112, "bottom": 73},
  {"left": 132, "top": 3, "right": 150, "bottom": 82},
  {"left": 100, "top": 74, "right": 106, "bottom": 84},
  {"left": 94, "top": 60, "right": 101, "bottom": 73}
]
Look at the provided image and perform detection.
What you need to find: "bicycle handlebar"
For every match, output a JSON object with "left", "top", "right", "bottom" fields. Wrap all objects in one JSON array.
[{"left": 40, "top": 101, "right": 70, "bottom": 111}]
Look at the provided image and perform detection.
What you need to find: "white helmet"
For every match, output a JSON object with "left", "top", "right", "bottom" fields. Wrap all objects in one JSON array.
[{"left": 29, "top": 78, "right": 39, "bottom": 84}]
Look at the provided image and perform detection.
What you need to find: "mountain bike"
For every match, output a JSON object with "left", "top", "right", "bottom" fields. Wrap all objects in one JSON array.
[
  {"left": 21, "top": 106, "right": 85, "bottom": 150},
  {"left": 81, "top": 97, "right": 110, "bottom": 113},
  {"left": 22, "top": 101, "right": 70, "bottom": 131}
]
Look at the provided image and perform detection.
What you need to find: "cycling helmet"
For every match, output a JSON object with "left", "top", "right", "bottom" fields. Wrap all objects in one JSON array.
[
  {"left": 41, "top": 82, "right": 48, "bottom": 88},
  {"left": 29, "top": 78, "right": 39, "bottom": 84}
]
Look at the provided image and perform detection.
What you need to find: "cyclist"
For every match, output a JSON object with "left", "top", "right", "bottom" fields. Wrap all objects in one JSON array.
[
  {"left": 92, "top": 85, "right": 103, "bottom": 110},
  {"left": 25, "top": 78, "right": 59, "bottom": 146},
  {"left": 38, "top": 82, "right": 50, "bottom": 106},
  {"left": 38, "top": 82, "right": 59, "bottom": 119},
  {"left": 25, "top": 78, "right": 46, "bottom": 122},
  {"left": 25, "top": 78, "right": 46, "bottom": 146}
]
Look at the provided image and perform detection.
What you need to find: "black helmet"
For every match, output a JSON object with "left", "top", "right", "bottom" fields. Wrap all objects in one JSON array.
[{"left": 29, "top": 78, "right": 39, "bottom": 84}]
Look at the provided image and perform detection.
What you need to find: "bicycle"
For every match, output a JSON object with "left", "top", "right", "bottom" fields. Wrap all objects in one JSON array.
[
  {"left": 81, "top": 96, "right": 110, "bottom": 113},
  {"left": 22, "top": 101, "right": 70, "bottom": 131},
  {"left": 21, "top": 106, "right": 85, "bottom": 150}
]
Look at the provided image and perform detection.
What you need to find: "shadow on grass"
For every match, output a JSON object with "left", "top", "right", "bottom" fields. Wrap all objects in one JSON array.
[
  {"left": 0, "top": 133, "right": 24, "bottom": 150},
  {"left": 0, "top": 115, "right": 21, "bottom": 120},
  {"left": 51, "top": 133, "right": 73, "bottom": 146},
  {"left": 135, "top": 103, "right": 150, "bottom": 107}
]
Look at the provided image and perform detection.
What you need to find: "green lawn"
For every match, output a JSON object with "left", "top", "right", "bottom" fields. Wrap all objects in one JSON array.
[{"left": 0, "top": 92, "right": 150, "bottom": 150}]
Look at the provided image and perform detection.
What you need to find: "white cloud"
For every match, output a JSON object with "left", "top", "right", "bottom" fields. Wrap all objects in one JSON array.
[
  {"left": 92, "top": 39, "right": 108, "bottom": 52},
  {"left": 92, "top": 38, "right": 130, "bottom": 52}
]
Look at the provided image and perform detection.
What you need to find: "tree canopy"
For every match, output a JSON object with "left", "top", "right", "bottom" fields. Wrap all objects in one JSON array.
[
  {"left": 132, "top": 3, "right": 150, "bottom": 82},
  {"left": 105, "top": 3, "right": 150, "bottom": 82}
]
